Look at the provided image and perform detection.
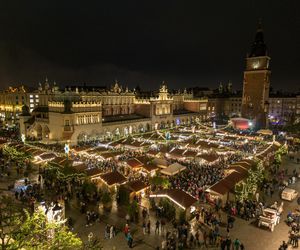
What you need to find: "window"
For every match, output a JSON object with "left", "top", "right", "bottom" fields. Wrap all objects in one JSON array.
[{"left": 30, "top": 99, "right": 34, "bottom": 103}]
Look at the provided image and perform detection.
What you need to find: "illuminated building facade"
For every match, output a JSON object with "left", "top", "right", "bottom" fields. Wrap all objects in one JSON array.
[
  {"left": 241, "top": 22, "right": 271, "bottom": 129},
  {"left": 0, "top": 86, "right": 40, "bottom": 123},
  {"left": 15, "top": 80, "right": 207, "bottom": 145}
]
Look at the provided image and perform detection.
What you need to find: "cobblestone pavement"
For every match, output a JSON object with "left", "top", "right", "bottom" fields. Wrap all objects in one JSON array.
[
  {"left": 215, "top": 157, "right": 300, "bottom": 250},
  {"left": 1, "top": 156, "right": 300, "bottom": 249}
]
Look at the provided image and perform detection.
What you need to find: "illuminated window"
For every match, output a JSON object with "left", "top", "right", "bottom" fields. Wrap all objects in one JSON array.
[
  {"left": 30, "top": 99, "right": 34, "bottom": 103},
  {"left": 30, "top": 95, "right": 33, "bottom": 98},
  {"left": 30, "top": 104, "right": 34, "bottom": 108},
  {"left": 35, "top": 95, "right": 39, "bottom": 98}
]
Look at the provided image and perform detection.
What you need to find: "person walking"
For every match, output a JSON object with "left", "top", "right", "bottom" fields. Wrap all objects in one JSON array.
[
  {"left": 160, "top": 218, "right": 165, "bottom": 234},
  {"left": 233, "top": 238, "right": 240, "bottom": 250},
  {"left": 142, "top": 221, "right": 146, "bottom": 235},
  {"left": 110, "top": 225, "right": 114, "bottom": 239},
  {"left": 155, "top": 220, "right": 160, "bottom": 234},
  {"left": 147, "top": 220, "right": 151, "bottom": 234},
  {"left": 126, "top": 213, "right": 130, "bottom": 224},
  {"left": 127, "top": 232, "right": 133, "bottom": 248}
]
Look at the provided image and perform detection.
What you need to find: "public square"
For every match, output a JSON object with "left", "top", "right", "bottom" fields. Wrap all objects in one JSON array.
[
  {"left": 1, "top": 124, "right": 299, "bottom": 249},
  {"left": 0, "top": 2, "right": 300, "bottom": 249}
]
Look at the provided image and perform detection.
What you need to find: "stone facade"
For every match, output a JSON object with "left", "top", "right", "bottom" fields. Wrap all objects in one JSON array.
[
  {"left": 17, "top": 81, "right": 205, "bottom": 145},
  {"left": 241, "top": 23, "right": 271, "bottom": 129}
]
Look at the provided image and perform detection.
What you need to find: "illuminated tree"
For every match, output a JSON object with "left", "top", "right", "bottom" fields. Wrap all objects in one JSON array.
[
  {"left": 0, "top": 196, "right": 82, "bottom": 250},
  {"left": 235, "top": 160, "right": 264, "bottom": 201},
  {"left": 11, "top": 210, "right": 82, "bottom": 250},
  {"left": 0, "top": 196, "right": 24, "bottom": 250}
]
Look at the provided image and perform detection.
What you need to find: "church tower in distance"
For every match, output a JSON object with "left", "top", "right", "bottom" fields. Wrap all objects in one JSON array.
[{"left": 241, "top": 20, "right": 270, "bottom": 129}]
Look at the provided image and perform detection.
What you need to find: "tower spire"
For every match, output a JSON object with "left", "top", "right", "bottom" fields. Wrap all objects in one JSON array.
[{"left": 249, "top": 19, "right": 267, "bottom": 57}]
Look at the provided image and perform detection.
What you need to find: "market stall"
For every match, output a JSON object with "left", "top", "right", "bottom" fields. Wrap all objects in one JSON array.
[{"left": 160, "top": 162, "right": 186, "bottom": 176}]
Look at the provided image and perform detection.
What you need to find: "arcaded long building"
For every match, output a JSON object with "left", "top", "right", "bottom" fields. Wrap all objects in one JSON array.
[{"left": 13, "top": 81, "right": 207, "bottom": 145}]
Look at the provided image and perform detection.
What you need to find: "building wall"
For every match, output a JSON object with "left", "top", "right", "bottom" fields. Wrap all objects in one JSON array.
[
  {"left": 241, "top": 56, "right": 271, "bottom": 128},
  {"left": 134, "top": 102, "right": 151, "bottom": 117}
]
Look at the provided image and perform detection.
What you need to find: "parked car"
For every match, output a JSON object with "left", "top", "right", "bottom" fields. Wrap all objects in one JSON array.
[
  {"left": 281, "top": 188, "right": 298, "bottom": 201},
  {"left": 258, "top": 208, "right": 280, "bottom": 232}
]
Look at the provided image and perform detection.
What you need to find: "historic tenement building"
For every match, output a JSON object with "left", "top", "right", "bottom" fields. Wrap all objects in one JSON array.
[
  {"left": 1, "top": 79, "right": 299, "bottom": 145},
  {"left": 241, "top": 22, "right": 271, "bottom": 129},
  {"left": 14, "top": 81, "right": 207, "bottom": 145},
  {"left": 0, "top": 86, "right": 40, "bottom": 123}
]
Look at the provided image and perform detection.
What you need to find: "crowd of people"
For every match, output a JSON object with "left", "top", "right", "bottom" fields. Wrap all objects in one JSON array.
[
  {"left": 3, "top": 125, "right": 300, "bottom": 250},
  {"left": 169, "top": 153, "right": 243, "bottom": 199}
]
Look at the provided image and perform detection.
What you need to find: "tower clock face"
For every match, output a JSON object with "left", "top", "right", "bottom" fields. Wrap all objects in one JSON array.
[{"left": 253, "top": 60, "right": 260, "bottom": 69}]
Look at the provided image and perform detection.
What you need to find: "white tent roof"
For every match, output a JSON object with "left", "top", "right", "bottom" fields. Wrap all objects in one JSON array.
[
  {"left": 160, "top": 162, "right": 186, "bottom": 176},
  {"left": 257, "top": 129, "right": 273, "bottom": 135},
  {"left": 153, "top": 158, "right": 169, "bottom": 169}
]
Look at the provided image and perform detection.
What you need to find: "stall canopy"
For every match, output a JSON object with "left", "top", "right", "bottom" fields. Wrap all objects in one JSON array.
[
  {"left": 125, "top": 158, "right": 144, "bottom": 169},
  {"left": 126, "top": 180, "right": 149, "bottom": 193},
  {"left": 206, "top": 171, "right": 246, "bottom": 196},
  {"left": 160, "top": 162, "right": 186, "bottom": 176},
  {"left": 85, "top": 168, "right": 102, "bottom": 178},
  {"left": 100, "top": 151, "right": 123, "bottom": 160},
  {"left": 257, "top": 129, "right": 273, "bottom": 136},
  {"left": 37, "top": 152, "right": 57, "bottom": 161},
  {"left": 150, "top": 189, "right": 197, "bottom": 210},
  {"left": 197, "top": 154, "right": 219, "bottom": 163},
  {"left": 153, "top": 158, "right": 169, "bottom": 169},
  {"left": 99, "top": 171, "right": 127, "bottom": 187}
]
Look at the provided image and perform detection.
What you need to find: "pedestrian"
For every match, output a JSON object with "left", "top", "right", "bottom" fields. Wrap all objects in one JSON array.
[
  {"left": 160, "top": 218, "right": 165, "bottom": 234},
  {"left": 110, "top": 225, "right": 114, "bottom": 239},
  {"left": 233, "top": 238, "right": 240, "bottom": 250},
  {"left": 155, "top": 220, "right": 160, "bottom": 234},
  {"left": 142, "top": 221, "right": 146, "bottom": 235},
  {"left": 124, "top": 224, "right": 129, "bottom": 237},
  {"left": 147, "top": 220, "right": 151, "bottom": 234},
  {"left": 127, "top": 233, "right": 133, "bottom": 248},
  {"left": 126, "top": 213, "right": 130, "bottom": 224},
  {"left": 226, "top": 237, "right": 232, "bottom": 250},
  {"left": 161, "top": 239, "right": 167, "bottom": 249}
]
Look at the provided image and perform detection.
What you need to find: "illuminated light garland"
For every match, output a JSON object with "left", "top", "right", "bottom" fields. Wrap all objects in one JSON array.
[{"left": 149, "top": 193, "right": 186, "bottom": 210}]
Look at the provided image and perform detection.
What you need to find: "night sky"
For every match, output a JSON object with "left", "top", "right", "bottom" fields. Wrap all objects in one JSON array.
[{"left": 0, "top": 1, "right": 299, "bottom": 91}]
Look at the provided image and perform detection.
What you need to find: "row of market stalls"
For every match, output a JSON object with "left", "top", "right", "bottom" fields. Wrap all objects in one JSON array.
[
  {"left": 206, "top": 142, "right": 281, "bottom": 205},
  {"left": 206, "top": 159, "right": 256, "bottom": 204},
  {"left": 6, "top": 142, "right": 57, "bottom": 163}
]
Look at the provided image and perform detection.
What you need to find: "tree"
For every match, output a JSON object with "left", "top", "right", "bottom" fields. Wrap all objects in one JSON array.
[
  {"left": 274, "top": 152, "right": 282, "bottom": 167},
  {"left": 0, "top": 196, "right": 24, "bottom": 250},
  {"left": 0, "top": 196, "right": 82, "bottom": 250},
  {"left": 3, "top": 145, "right": 32, "bottom": 164},
  {"left": 101, "top": 191, "right": 112, "bottom": 205},
  {"left": 12, "top": 210, "right": 82, "bottom": 250},
  {"left": 150, "top": 176, "right": 170, "bottom": 189},
  {"left": 127, "top": 200, "right": 139, "bottom": 222},
  {"left": 235, "top": 160, "right": 264, "bottom": 201}
]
